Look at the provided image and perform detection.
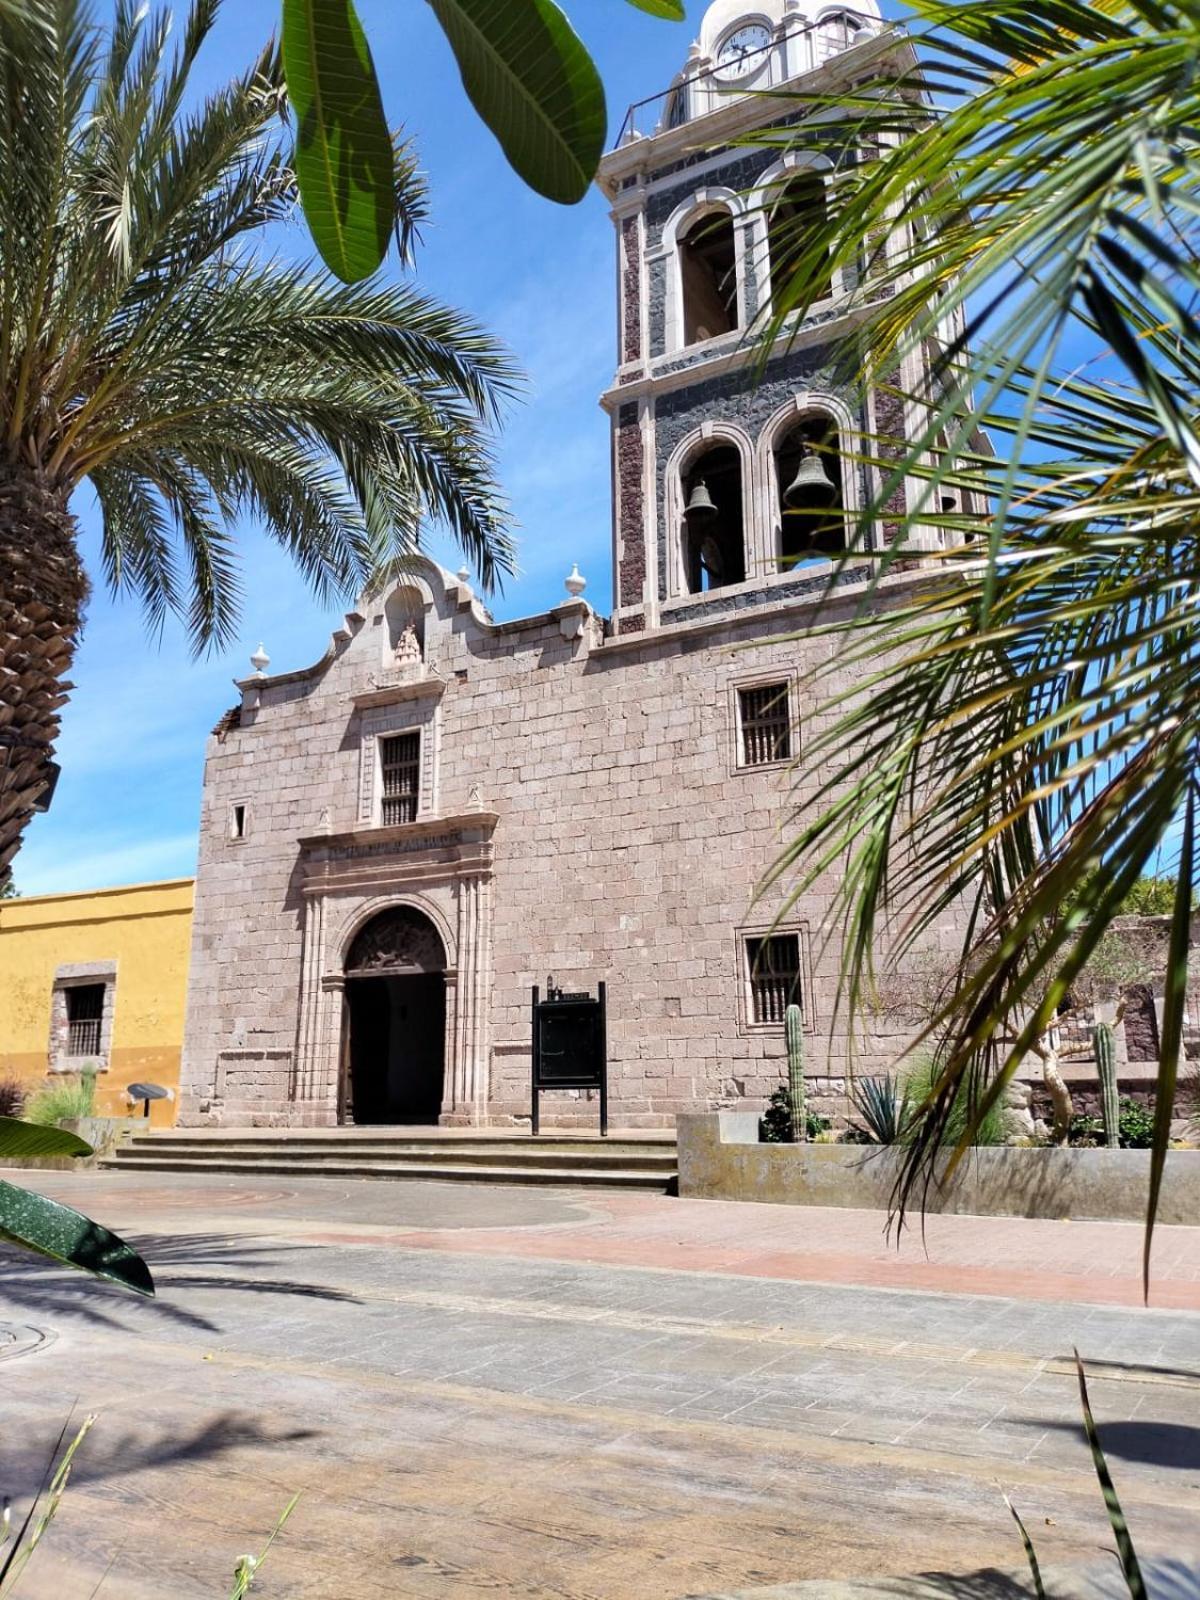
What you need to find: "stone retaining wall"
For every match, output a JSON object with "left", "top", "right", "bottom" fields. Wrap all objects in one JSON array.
[{"left": 677, "top": 1111, "right": 1200, "bottom": 1223}]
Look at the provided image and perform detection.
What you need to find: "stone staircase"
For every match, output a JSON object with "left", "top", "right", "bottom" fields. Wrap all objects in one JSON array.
[{"left": 100, "top": 1127, "right": 678, "bottom": 1191}]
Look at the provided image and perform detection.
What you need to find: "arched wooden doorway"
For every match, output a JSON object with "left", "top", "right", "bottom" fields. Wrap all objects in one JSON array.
[{"left": 341, "top": 906, "right": 447, "bottom": 1124}]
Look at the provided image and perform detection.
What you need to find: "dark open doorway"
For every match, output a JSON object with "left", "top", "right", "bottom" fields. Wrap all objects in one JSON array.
[
  {"left": 346, "top": 973, "right": 445, "bottom": 1124},
  {"left": 341, "top": 905, "right": 448, "bottom": 1126}
]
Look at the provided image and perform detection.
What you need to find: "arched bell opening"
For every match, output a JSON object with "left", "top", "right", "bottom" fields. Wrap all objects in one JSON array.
[
  {"left": 775, "top": 417, "right": 847, "bottom": 566},
  {"left": 682, "top": 445, "right": 746, "bottom": 593},
  {"left": 341, "top": 905, "right": 446, "bottom": 1125},
  {"left": 768, "top": 171, "right": 833, "bottom": 312},
  {"left": 679, "top": 207, "right": 738, "bottom": 346}
]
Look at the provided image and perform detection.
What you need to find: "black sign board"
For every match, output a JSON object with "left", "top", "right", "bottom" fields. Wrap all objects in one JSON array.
[{"left": 531, "top": 979, "right": 607, "bottom": 1136}]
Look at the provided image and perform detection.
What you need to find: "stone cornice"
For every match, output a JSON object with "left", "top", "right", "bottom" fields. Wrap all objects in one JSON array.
[
  {"left": 599, "top": 563, "right": 966, "bottom": 656},
  {"left": 600, "top": 302, "right": 876, "bottom": 412},
  {"left": 351, "top": 672, "right": 448, "bottom": 711},
  {"left": 298, "top": 810, "right": 500, "bottom": 854}
]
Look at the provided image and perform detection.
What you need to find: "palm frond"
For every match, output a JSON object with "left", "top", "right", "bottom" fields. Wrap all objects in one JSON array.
[
  {"left": 760, "top": 1, "right": 1200, "bottom": 1237},
  {"left": 0, "top": 0, "right": 520, "bottom": 653}
]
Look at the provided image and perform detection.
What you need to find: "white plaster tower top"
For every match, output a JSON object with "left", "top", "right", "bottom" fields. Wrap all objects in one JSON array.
[{"left": 646, "top": 0, "right": 883, "bottom": 134}]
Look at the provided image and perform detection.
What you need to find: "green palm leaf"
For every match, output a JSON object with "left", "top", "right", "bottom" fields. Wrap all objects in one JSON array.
[
  {"left": 0, "top": 1116, "right": 92, "bottom": 1159},
  {"left": 757, "top": 0, "right": 1200, "bottom": 1251},
  {"left": 0, "top": 1178, "right": 153, "bottom": 1295},
  {"left": 427, "top": 0, "right": 605, "bottom": 205},
  {"left": 282, "top": 0, "right": 393, "bottom": 282},
  {"left": 623, "top": 0, "right": 685, "bottom": 16}
]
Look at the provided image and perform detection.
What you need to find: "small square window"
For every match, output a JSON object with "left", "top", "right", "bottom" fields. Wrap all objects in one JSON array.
[
  {"left": 746, "top": 934, "right": 801, "bottom": 1025},
  {"left": 380, "top": 732, "right": 420, "bottom": 825},
  {"left": 65, "top": 984, "right": 105, "bottom": 1058},
  {"left": 739, "top": 682, "right": 791, "bottom": 766}
]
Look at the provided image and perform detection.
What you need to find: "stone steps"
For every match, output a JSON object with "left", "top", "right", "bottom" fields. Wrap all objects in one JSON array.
[{"left": 100, "top": 1130, "right": 678, "bottom": 1191}]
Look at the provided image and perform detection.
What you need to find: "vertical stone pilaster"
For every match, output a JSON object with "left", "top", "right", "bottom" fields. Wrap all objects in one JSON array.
[
  {"left": 615, "top": 403, "right": 647, "bottom": 632},
  {"left": 294, "top": 890, "right": 326, "bottom": 1101},
  {"left": 445, "top": 872, "right": 492, "bottom": 1121},
  {"left": 620, "top": 214, "right": 643, "bottom": 366},
  {"left": 870, "top": 386, "right": 910, "bottom": 547}
]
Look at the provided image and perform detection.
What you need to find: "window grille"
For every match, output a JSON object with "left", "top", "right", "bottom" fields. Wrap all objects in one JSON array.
[
  {"left": 739, "top": 683, "right": 791, "bottom": 765},
  {"left": 66, "top": 984, "right": 105, "bottom": 1057},
  {"left": 380, "top": 732, "right": 420, "bottom": 825},
  {"left": 747, "top": 935, "right": 801, "bottom": 1025}
]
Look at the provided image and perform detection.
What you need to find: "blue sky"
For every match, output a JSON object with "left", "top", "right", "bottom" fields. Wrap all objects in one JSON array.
[{"left": 15, "top": 0, "right": 904, "bottom": 896}]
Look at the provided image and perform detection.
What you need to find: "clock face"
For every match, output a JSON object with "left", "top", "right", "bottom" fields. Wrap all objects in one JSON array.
[{"left": 715, "top": 22, "right": 772, "bottom": 78}]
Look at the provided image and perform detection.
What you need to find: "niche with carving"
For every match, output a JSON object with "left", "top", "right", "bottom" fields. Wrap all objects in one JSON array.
[{"left": 384, "top": 586, "right": 426, "bottom": 669}]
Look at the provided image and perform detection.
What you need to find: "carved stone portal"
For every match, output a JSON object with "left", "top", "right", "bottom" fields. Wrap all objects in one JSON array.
[{"left": 345, "top": 906, "right": 446, "bottom": 977}]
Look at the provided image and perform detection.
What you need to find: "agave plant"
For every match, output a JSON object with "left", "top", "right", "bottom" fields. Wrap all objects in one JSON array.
[
  {"left": 0, "top": 0, "right": 520, "bottom": 890},
  {"left": 849, "top": 1072, "right": 912, "bottom": 1145},
  {"left": 760, "top": 0, "right": 1200, "bottom": 1283}
]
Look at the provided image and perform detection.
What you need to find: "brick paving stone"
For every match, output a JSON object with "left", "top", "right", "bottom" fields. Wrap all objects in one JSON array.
[{"left": 0, "top": 1171, "right": 1197, "bottom": 1598}]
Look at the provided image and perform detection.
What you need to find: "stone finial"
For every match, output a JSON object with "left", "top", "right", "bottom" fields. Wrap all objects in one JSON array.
[
  {"left": 250, "top": 642, "right": 270, "bottom": 676},
  {"left": 564, "top": 563, "right": 587, "bottom": 599},
  {"left": 456, "top": 565, "right": 470, "bottom": 585}
]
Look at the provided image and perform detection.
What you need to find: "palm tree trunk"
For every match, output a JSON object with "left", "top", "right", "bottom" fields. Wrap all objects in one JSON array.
[{"left": 0, "top": 467, "right": 86, "bottom": 888}]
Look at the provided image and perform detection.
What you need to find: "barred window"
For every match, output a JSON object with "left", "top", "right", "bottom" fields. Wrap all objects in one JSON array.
[
  {"left": 380, "top": 732, "right": 420, "bottom": 825},
  {"left": 739, "top": 682, "right": 791, "bottom": 766},
  {"left": 66, "top": 984, "right": 105, "bottom": 1057},
  {"left": 746, "top": 934, "right": 801, "bottom": 1025}
]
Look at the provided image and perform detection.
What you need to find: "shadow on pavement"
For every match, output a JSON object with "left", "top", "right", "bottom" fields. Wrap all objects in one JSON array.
[
  {"left": 3, "top": 1410, "right": 318, "bottom": 1500},
  {"left": 715, "top": 1557, "right": 1200, "bottom": 1598},
  {"left": 0, "top": 1232, "right": 362, "bottom": 1334},
  {"left": 1051, "top": 1354, "right": 1200, "bottom": 1385},
  {"left": 1035, "top": 1417, "right": 1200, "bottom": 1471}
]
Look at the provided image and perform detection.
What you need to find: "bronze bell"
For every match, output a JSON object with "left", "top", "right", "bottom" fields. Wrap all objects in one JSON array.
[
  {"left": 784, "top": 448, "right": 836, "bottom": 508},
  {"left": 685, "top": 478, "right": 718, "bottom": 519}
]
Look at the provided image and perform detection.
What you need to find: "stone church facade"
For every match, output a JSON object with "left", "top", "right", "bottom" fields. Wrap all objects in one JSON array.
[{"left": 180, "top": 0, "right": 950, "bottom": 1130}]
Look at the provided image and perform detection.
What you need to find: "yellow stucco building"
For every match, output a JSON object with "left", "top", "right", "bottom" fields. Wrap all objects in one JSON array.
[{"left": 0, "top": 878, "right": 193, "bottom": 1126}]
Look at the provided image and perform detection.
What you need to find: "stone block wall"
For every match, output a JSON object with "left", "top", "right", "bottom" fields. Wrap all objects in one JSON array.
[{"left": 181, "top": 561, "right": 955, "bottom": 1130}]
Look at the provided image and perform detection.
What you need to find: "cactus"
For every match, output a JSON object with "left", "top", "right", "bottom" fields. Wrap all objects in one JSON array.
[
  {"left": 786, "top": 1002, "right": 807, "bottom": 1143},
  {"left": 1093, "top": 1021, "right": 1120, "bottom": 1149}
]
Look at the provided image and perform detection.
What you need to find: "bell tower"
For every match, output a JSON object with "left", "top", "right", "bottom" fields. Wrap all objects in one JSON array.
[{"left": 598, "top": 0, "right": 924, "bottom": 637}]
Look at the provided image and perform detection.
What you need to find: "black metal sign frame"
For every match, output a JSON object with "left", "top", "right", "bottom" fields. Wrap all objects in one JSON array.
[{"left": 531, "top": 979, "right": 607, "bottom": 1136}]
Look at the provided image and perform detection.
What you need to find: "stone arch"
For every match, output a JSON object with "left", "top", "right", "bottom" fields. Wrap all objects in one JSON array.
[
  {"left": 344, "top": 904, "right": 447, "bottom": 977},
  {"left": 814, "top": 6, "right": 871, "bottom": 59},
  {"left": 661, "top": 188, "right": 752, "bottom": 353},
  {"left": 760, "top": 393, "right": 862, "bottom": 565},
  {"left": 340, "top": 901, "right": 451, "bottom": 1125},
  {"left": 382, "top": 581, "right": 432, "bottom": 670},
  {"left": 748, "top": 152, "right": 840, "bottom": 320},
  {"left": 665, "top": 423, "right": 757, "bottom": 598},
  {"left": 336, "top": 893, "right": 458, "bottom": 975}
]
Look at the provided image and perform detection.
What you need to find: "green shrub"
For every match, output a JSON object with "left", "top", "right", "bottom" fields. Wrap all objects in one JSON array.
[
  {"left": 759, "top": 1086, "right": 829, "bottom": 1143},
  {"left": 0, "top": 1074, "right": 26, "bottom": 1118},
  {"left": 901, "top": 1057, "right": 1006, "bottom": 1147},
  {"left": 1072, "top": 1097, "right": 1156, "bottom": 1149},
  {"left": 23, "top": 1071, "right": 97, "bottom": 1127},
  {"left": 1116, "top": 1096, "right": 1155, "bottom": 1149},
  {"left": 1069, "top": 1113, "right": 1103, "bottom": 1147}
]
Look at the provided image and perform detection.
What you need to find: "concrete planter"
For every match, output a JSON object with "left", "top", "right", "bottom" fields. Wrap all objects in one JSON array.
[
  {"left": 677, "top": 1112, "right": 1200, "bottom": 1223},
  {"left": 0, "top": 1116, "right": 139, "bottom": 1171}
]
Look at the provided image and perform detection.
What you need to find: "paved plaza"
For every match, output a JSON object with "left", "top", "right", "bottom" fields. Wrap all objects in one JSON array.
[{"left": 1, "top": 1172, "right": 1198, "bottom": 1598}]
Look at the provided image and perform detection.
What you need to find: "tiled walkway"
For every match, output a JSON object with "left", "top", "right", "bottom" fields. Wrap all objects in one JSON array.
[
  {"left": 1, "top": 1171, "right": 1197, "bottom": 1598},
  {"left": 18, "top": 1168, "right": 1200, "bottom": 1310}
]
